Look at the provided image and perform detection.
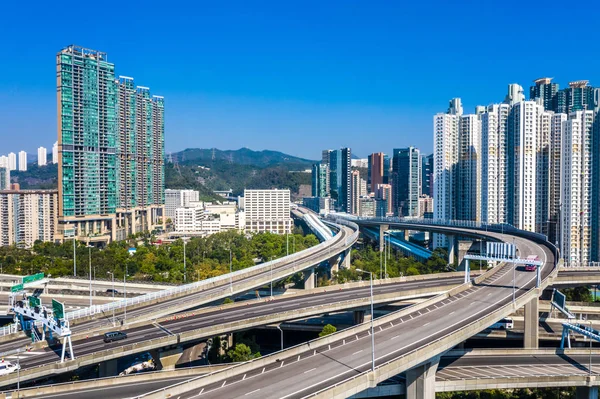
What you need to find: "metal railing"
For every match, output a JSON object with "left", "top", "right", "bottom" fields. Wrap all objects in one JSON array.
[{"left": 63, "top": 218, "right": 358, "bottom": 322}]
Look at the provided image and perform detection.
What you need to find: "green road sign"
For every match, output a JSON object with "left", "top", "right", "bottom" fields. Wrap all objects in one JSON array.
[
  {"left": 52, "top": 299, "right": 65, "bottom": 320},
  {"left": 29, "top": 296, "right": 40, "bottom": 308},
  {"left": 10, "top": 283, "right": 23, "bottom": 293},
  {"left": 23, "top": 273, "right": 44, "bottom": 285}
]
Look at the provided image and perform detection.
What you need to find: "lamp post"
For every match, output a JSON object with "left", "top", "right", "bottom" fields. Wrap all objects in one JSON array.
[
  {"left": 355, "top": 268, "right": 375, "bottom": 372},
  {"left": 183, "top": 238, "right": 187, "bottom": 284},
  {"left": 73, "top": 237, "right": 77, "bottom": 276},
  {"left": 270, "top": 256, "right": 274, "bottom": 297},
  {"left": 229, "top": 247, "right": 233, "bottom": 292},
  {"left": 512, "top": 238, "right": 516, "bottom": 304},
  {"left": 123, "top": 268, "right": 129, "bottom": 324},
  {"left": 107, "top": 271, "right": 115, "bottom": 326},
  {"left": 276, "top": 324, "right": 284, "bottom": 351},
  {"left": 16, "top": 349, "right": 20, "bottom": 398},
  {"left": 88, "top": 245, "right": 92, "bottom": 308},
  {"left": 286, "top": 233, "right": 289, "bottom": 256}
]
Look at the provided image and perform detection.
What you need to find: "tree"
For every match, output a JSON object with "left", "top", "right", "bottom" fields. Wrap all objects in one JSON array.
[
  {"left": 227, "top": 343, "right": 260, "bottom": 362},
  {"left": 319, "top": 324, "right": 337, "bottom": 337}
]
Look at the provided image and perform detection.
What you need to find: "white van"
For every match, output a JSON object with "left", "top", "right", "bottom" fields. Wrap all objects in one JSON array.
[
  {"left": 490, "top": 318, "right": 514, "bottom": 330},
  {"left": 0, "top": 361, "right": 20, "bottom": 376}
]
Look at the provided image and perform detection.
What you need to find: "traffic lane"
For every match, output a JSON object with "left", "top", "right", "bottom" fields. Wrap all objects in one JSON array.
[
  {"left": 439, "top": 354, "right": 600, "bottom": 368},
  {"left": 10, "top": 277, "right": 462, "bottom": 370},
  {"left": 69, "top": 226, "right": 351, "bottom": 331},
  {"left": 172, "top": 236, "right": 553, "bottom": 398},
  {"left": 25, "top": 376, "right": 192, "bottom": 399},
  {"left": 176, "top": 263, "right": 527, "bottom": 398}
]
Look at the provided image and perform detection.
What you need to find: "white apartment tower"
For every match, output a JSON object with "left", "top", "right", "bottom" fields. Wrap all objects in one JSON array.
[
  {"left": 164, "top": 189, "right": 200, "bottom": 220},
  {"left": 0, "top": 190, "right": 58, "bottom": 247},
  {"left": 433, "top": 98, "right": 462, "bottom": 248},
  {"left": 52, "top": 142, "right": 58, "bottom": 164},
  {"left": 18, "top": 151, "right": 27, "bottom": 171},
  {"left": 38, "top": 147, "right": 47, "bottom": 166},
  {"left": 7, "top": 153, "right": 16, "bottom": 171},
  {"left": 549, "top": 113, "right": 567, "bottom": 245},
  {"left": 560, "top": 111, "right": 594, "bottom": 265},
  {"left": 508, "top": 101, "right": 546, "bottom": 232},
  {"left": 481, "top": 104, "right": 510, "bottom": 224}
]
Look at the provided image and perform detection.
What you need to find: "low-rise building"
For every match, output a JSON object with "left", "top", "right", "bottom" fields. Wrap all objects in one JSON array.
[
  {"left": 240, "top": 189, "right": 292, "bottom": 234},
  {"left": 174, "top": 201, "right": 245, "bottom": 236}
]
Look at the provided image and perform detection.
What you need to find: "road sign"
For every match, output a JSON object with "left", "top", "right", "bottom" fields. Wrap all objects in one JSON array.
[
  {"left": 23, "top": 273, "right": 44, "bottom": 285},
  {"left": 486, "top": 242, "right": 516, "bottom": 259},
  {"left": 52, "top": 299, "right": 65, "bottom": 320},
  {"left": 10, "top": 283, "right": 23, "bottom": 293},
  {"left": 29, "top": 296, "right": 40, "bottom": 308}
]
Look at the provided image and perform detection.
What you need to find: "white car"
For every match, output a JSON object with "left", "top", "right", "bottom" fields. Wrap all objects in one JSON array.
[{"left": 0, "top": 361, "right": 20, "bottom": 376}]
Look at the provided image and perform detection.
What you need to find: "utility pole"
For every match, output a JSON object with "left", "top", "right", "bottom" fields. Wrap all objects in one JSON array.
[
  {"left": 73, "top": 237, "right": 77, "bottom": 276},
  {"left": 107, "top": 272, "right": 115, "bottom": 326},
  {"left": 88, "top": 246, "right": 92, "bottom": 308}
]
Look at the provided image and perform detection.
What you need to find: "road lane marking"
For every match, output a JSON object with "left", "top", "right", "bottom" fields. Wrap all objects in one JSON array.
[
  {"left": 304, "top": 367, "right": 317, "bottom": 374},
  {"left": 423, "top": 322, "right": 430, "bottom": 327},
  {"left": 352, "top": 350, "right": 363, "bottom": 355},
  {"left": 245, "top": 389, "right": 260, "bottom": 395},
  {"left": 391, "top": 335, "right": 400, "bottom": 340}
]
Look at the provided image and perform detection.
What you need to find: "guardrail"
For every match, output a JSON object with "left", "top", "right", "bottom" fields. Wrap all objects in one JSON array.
[{"left": 64, "top": 220, "right": 357, "bottom": 323}]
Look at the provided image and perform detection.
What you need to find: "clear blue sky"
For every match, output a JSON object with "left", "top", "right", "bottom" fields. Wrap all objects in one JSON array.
[{"left": 1, "top": 1, "right": 600, "bottom": 159}]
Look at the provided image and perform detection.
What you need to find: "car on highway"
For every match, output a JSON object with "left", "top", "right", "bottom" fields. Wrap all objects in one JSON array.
[
  {"left": 490, "top": 318, "right": 513, "bottom": 330},
  {"left": 0, "top": 361, "right": 20, "bottom": 376},
  {"left": 103, "top": 331, "right": 128, "bottom": 343},
  {"left": 525, "top": 255, "right": 539, "bottom": 271},
  {"left": 106, "top": 288, "right": 119, "bottom": 295}
]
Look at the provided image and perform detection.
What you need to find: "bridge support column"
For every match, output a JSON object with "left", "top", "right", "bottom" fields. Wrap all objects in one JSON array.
[
  {"left": 342, "top": 248, "right": 351, "bottom": 269},
  {"left": 447, "top": 235, "right": 456, "bottom": 265},
  {"left": 304, "top": 268, "right": 315, "bottom": 289},
  {"left": 152, "top": 347, "right": 184, "bottom": 370},
  {"left": 577, "top": 387, "right": 599, "bottom": 399},
  {"left": 379, "top": 224, "right": 389, "bottom": 251},
  {"left": 353, "top": 310, "right": 365, "bottom": 325},
  {"left": 524, "top": 296, "right": 539, "bottom": 349},
  {"left": 406, "top": 356, "right": 440, "bottom": 399},
  {"left": 98, "top": 359, "right": 118, "bottom": 377},
  {"left": 328, "top": 257, "right": 339, "bottom": 275}
]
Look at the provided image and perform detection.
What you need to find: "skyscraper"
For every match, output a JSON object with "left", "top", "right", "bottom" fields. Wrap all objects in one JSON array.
[
  {"left": 421, "top": 153, "right": 433, "bottom": 197},
  {"left": 556, "top": 81, "right": 595, "bottom": 114},
  {"left": 375, "top": 183, "right": 393, "bottom": 216},
  {"left": 38, "top": 147, "right": 47, "bottom": 166},
  {"left": 548, "top": 113, "right": 567, "bottom": 246},
  {"left": 18, "top": 151, "right": 27, "bottom": 171},
  {"left": 530, "top": 78, "right": 559, "bottom": 111},
  {"left": 57, "top": 45, "right": 164, "bottom": 243},
  {"left": 323, "top": 148, "right": 351, "bottom": 213},
  {"left": 561, "top": 111, "right": 594, "bottom": 265},
  {"left": 392, "top": 147, "right": 421, "bottom": 217},
  {"left": 311, "top": 163, "right": 329, "bottom": 197},
  {"left": 0, "top": 165, "right": 9, "bottom": 190},
  {"left": 368, "top": 152, "right": 385, "bottom": 193},
  {"left": 504, "top": 83, "right": 525, "bottom": 106}
]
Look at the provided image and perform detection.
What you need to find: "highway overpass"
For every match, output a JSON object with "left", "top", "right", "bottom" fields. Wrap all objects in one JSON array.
[
  {"left": 128, "top": 217, "right": 558, "bottom": 399},
  {"left": 6, "top": 349, "right": 600, "bottom": 399}
]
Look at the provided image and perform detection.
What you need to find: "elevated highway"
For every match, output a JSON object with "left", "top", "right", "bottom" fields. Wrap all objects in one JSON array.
[{"left": 132, "top": 218, "right": 557, "bottom": 399}]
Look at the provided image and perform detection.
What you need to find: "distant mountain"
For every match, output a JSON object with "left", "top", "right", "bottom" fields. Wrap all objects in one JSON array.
[{"left": 169, "top": 148, "right": 316, "bottom": 170}]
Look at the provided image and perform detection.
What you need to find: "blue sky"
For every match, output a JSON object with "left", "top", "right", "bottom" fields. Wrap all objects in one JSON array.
[{"left": 1, "top": 1, "right": 600, "bottom": 159}]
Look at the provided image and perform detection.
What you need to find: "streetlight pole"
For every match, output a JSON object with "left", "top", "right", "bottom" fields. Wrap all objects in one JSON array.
[
  {"left": 276, "top": 325, "right": 283, "bottom": 351},
  {"left": 16, "top": 349, "right": 20, "bottom": 399},
  {"left": 379, "top": 237, "right": 383, "bottom": 280},
  {"left": 270, "top": 256, "right": 274, "bottom": 297},
  {"left": 512, "top": 238, "right": 516, "bottom": 304},
  {"left": 73, "top": 237, "right": 77, "bottom": 276},
  {"left": 183, "top": 238, "right": 187, "bottom": 284},
  {"left": 356, "top": 268, "right": 375, "bottom": 373},
  {"left": 286, "top": 233, "right": 289, "bottom": 256},
  {"left": 229, "top": 248, "right": 233, "bottom": 292},
  {"left": 107, "top": 272, "right": 115, "bottom": 326},
  {"left": 123, "top": 267, "right": 128, "bottom": 324},
  {"left": 88, "top": 246, "right": 92, "bottom": 308}
]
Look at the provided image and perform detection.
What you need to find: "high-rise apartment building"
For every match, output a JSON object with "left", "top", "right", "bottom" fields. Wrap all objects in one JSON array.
[
  {"left": 421, "top": 154, "right": 433, "bottom": 197},
  {"left": 433, "top": 98, "right": 462, "bottom": 247},
  {"left": 350, "top": 170, "right": 366, "bottom": 215},
  {"left": 323, "top": 148, "right": 351, "bottom": 213},
  {"left": 504, "top": 84, "right": 525, "bottom": 106},
  {"left": 241, "top": 189, "right": 292, "bottom": 234},
  {"left": 548, "top": 113, "right": 567, "bottom": 246},
  {"left": 560, "top": 111, "right": 594, "bottom": 265},
  {"left": 56, "top": 45, "right": 164, "bottom": 243},
  {"left": 0, "top": 167, "right": 9, "bottom": 191},
  {"left": 165, "top": 189, "right": 200, "bottom": 220},
  {"left": 52, "top": 142, "right": 58, "bottom": 164},
  {"left": 457, "top": 114, "right": 481, "bottom": 221},
  {"left": 530, "top": 78, "right": 559, "bottom": 111},
  {"left": 556, "top": 81, "right": 595, "bottom": 114},
  {"left": 311, "top": 163, "right": 329, "bottom": 197},
  {"left": 392, "top": 147, "right": 421, "bottom": 217},
  {"left": 368, "top": 152, "right": 385, "bottom": 193},
  {"left": 480, "top": 104, "right": 510, "bottom": 224},
  {"left": 0, "top": 190, "right": 58, "bottom": 247},
  {"left": 7, "top": 153, "right": 16, "bottom": 171},
  {"left": 18, "top": 151, "right": 27, "bottom": 171},
  {"left": 38, "top": 147, "right": 47, "bottom": 166}
]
